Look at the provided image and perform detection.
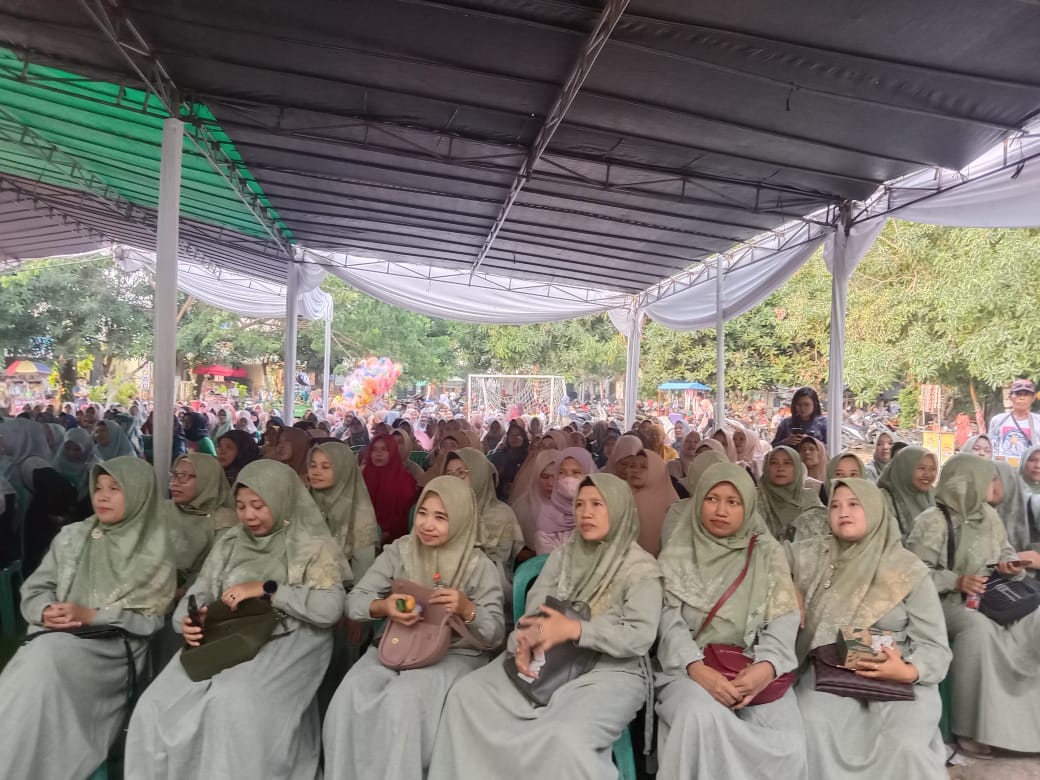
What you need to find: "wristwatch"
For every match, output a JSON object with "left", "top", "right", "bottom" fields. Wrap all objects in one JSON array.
[{"left": 262, "top": 580, "right": 278, "bottom": 600}]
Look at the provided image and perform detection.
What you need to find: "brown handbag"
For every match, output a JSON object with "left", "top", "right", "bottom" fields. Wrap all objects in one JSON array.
[
  {"left": 377, "top": 579, "right": 496, "bottom": 671},
  {"left": 812, "top": 643, "right": 915, "bottom": 702},
  {"left": 695, "top": 534, "right": 796, "bottom": 706}
]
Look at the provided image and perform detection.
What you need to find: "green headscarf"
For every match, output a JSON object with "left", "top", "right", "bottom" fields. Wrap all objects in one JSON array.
[
  {"left": 790, "top": 478, "right": 928, "bottom": 659},
  {"left": 876, "top": 445, "right": 936, "bottom": 536},
  {"left": 61, "top": 456, "right": 175, "bottom": 616},
  {"left": 757, "top": 446, "right": 821, "bottom": 540},
  {"left": 164, "top": 453, "right": 238, "bottom": 576},
  {"left": 660, "top": 463, "right": 798, "bottom": 648},
  {"left": 206, "top": 460, "right": 347, "bottom": 589},
  {"left": 309, "top": 442, "right": 381, "bottom": 567},
  {"left": 958, "top": 435, "right": 1030, "bottom": 548},
  {"left": 451, "top": 447, "right": 521, "bottom": 557},
  {"left": 552, "top": 473, "right": 660, "bottom": 616},
  {"left": 681, "top": 451, "right": 727, "bottom": 496},
  {"left": 404, "top": 475, "right": 483, "bottom": 589},
  {"left": 933, "top": 454, "right": 1007, "bottom": 574}
]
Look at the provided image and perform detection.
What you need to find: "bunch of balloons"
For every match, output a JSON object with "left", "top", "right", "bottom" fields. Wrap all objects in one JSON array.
[{"left": 342, "top": 356, "right": 403, "bottom": 409}]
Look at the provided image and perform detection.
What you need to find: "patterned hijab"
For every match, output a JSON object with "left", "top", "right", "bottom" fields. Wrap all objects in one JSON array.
[
  {"left": 552, "top": 473, "right": 661, "bottom": 616},
  {"left": 660, "top": 463, "right": 798, "bottom": 648},
  {"left": 790, "top": 478, "right": 928, "bottom": 659},
  {"left": 309, "top": 442, "right": 380, "bottom": 566},
  {"left": 876, "top": 445, "right": 936, "bottom": 536},
  {"left": 61, "top": 456, "right": 175, "bottom": 615},
  {"left": 757, "top": 446, "right": 821, "bottom": 539},
  {"left": 404, "top": 476, "right": 483, "bottom": 589}
]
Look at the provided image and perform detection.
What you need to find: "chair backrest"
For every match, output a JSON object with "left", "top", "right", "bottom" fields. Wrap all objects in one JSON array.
[
  {"left": 511, "top": 554, "right": 549, "bottom": 624},
  {"left": 409, "top": 450, "right": 427, "bottom": 465}
]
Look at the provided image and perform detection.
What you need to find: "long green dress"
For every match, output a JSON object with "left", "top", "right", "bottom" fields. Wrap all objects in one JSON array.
[
  {"left": 322, "top": 476, "right": 505, "bottom": 780},
  {"left": 655, "top": 463, "right": 807, "bottom": 779},
  {"left": 125, "top": 460, "right": 347, "bottom": 780},
  {"left": 0, "top": 456, "right": 175, "bottom": 780},
  {"left": 906, "top": 454, "right": 1040, "bottom": 752},
  {"left": 792, "top": 478, "right": 951, "bottom": 780},
  {"left": 428, "top": 473, "right": 662, "bottom": 780}
]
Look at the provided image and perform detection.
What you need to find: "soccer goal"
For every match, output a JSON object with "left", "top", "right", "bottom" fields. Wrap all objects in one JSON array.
[{"left": 467, "top": 374, "right": 567, "bottom": 425}]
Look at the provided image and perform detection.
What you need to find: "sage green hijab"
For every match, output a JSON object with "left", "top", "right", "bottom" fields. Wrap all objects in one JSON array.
[
  {"left": 450, "top": 447, "right": 521, "bottom": 556},
  {"left": 164, "top": 453, "right": 237, "bottom": 574},
  {"left": 660, "top": 462, "right": 798, "bottom": 648},
  {"left": 876, "top": 445, "right": 936, "bottom": 536},
  {"left": 933, "top": 453, "right": 1008, "bottom": 574},
  {"left": 681, "top": 451, "right": 727, "bottom": 497},
  {"left": 553, "top": 473, "right": 660, "bottom": 617},
  {"left": 405, "top": 475, "right": 483, "bottom": 589},
  {"left": 309, "top": 442, "right": 381, "bottom": 566},
  {"left": 209, "top": 460, "right": 347, "bottom": 590},
  {"left": 61, "top": 456, "right": 175, "bottom": 616},
  {"left": 791, "top": 478, "right": 928, "bottom": 659},
  {"left": 758, "top": 446, "right": 821, "bottom": 540}
]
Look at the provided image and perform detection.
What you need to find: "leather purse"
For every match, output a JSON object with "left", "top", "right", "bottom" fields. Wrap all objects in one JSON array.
[
  {"left": 812, "top": 642, "right": 915, "bottom": 702},
  {"left": 695, "top": 535, "right": 795, "bottom": 706},
  {"left": 180, "top": 597, "right": 280, "bottom": 682},
  {"left": 377, "top": 579, "right": 495, "bottom": 671},
  {"left": 504, "top": 595, "right": 600, "bottom": 707}
]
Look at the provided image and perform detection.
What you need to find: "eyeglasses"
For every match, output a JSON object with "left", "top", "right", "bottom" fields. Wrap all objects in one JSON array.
[
  {"left": 447, "top": 468, "right": 470, "bottom": 479},
  {"left": 169, "top": 471, "right": 196, "bottom": 484}
]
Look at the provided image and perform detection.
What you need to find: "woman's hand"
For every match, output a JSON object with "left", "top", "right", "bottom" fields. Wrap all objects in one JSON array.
[
  {"left": 374, "top": 593, "right": 423, "bottom": 626},
  {"left": 428, "top": 587, "right": 474, "bottom": 619},
  {"left": 513, "top": 631, "right": 536, "bottom": 678},
  {"left": 522, "top": 604, "right": 581, "bottom": 652},
  {"left": 996, "top": 559, "right": 1026, "bottom": 576},
  {"left": 221, "top": 581, "right": 264, "bottom": 609},
  {"left": 956, "top": 574, "right": 987, "bottom": 595},
  {"left": 731, "top": 661, "right": 777, "bottom": 710},
  {"left": 687, "top": 660, "right": 744, "bottom": 708},
  {"left": 853, "top": 645, "right": 918, "bottom": 684},
  {"left": 1017, "top": 550, "right": 1040, "bottom": 570},
  {"left": 182, "top": 606, "right": 208, "bottom": 647},
  {"left": 42, "top": 602, "right": 96, "bottom": 630},
  {"left": 782, "top": 434, "right": 805, "bottom": 447}
]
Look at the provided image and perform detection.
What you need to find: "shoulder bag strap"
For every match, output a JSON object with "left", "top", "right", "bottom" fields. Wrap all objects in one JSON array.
[
  {"left": 938, "top": 503, "right": 955, "bottom": 571},
  {"left": 1009, "top": 414, "right": 1034, "bottom": 448},
  {"left": 694, "top": 534, "right": 758, "bottom": 640}
]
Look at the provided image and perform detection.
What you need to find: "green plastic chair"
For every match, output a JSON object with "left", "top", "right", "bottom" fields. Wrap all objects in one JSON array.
[
  {"left": 939, "top": 676, "right": 952, "bottom": 743},
  {"left": 87, "top": 763, "right": 108, "bottom": 780},
  {"left": 409, "top": 450, "right": 427, "bottom": 466},
  {"left": 511, "top": 555, "right": 637, "bottom": 780},
  {"left": 0, "top": 560, "right": 21, "bottom": 639}
]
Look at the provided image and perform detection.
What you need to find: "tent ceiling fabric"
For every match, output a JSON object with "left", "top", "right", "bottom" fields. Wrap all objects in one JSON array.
[{"left": 0, "top": 1, "right": 1038, "bottom": 313}]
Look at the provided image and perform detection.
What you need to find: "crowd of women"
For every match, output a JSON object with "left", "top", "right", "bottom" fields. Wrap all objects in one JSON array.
[{"left": 0, "top": 383, "right": 1038, "bottom": 779}]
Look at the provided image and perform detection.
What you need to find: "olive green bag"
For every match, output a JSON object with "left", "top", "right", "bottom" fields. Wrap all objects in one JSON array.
[{"left": 179, "top": 597, "right": 281, "bottom": 682}]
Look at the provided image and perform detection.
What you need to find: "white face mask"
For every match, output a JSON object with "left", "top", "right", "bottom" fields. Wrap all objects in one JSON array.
[{"left": 556, "top": 475, "right": 581, "bottom": 501}]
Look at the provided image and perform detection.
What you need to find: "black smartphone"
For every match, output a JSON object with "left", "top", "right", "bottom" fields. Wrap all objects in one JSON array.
[{"left": 187, "top": 594, "right": 201, "bottom": 627}]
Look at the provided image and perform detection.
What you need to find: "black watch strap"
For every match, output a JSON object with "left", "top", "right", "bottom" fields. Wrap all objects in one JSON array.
[{"left": 262, "top": 580, "right": 278, "bottom": 599}]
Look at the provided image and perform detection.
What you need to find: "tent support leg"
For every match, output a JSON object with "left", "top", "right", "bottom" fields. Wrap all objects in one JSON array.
[
  {"left": 715, "top": 257, "right": 725, "bottom": 429},
  {"left": 828, "top": 205, "right": 852, "bottom": 457},
  {"left": 284, "top": 263, "right": 298, "bottom": 423},
  {"left": 623, "top": 303, "right": 642, "bottom": 431},
  {"left": 322, "top": 308, "right": 332, "bottom": 415},
  {"left": 153, "top": 117, "right": 182, "bottom": 488}
]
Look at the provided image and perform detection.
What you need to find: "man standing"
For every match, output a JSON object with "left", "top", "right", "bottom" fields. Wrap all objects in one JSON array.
[{"left": 988, "top": 378, "right": 1040, "bottom": 464}]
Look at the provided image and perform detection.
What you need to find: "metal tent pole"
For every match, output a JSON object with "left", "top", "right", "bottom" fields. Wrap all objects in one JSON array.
[
  {"left": 322, "top": 305, "right": 332, "bottom": 414},
  {"left": 153, "top": 117, "right": 183, "bottom": 488},
  {"left": 715, "top": 257, "right": 726, "bottom": 429},
  {"left": 827, "top": 206, "right": 852, "bottom": 457},
  {"left": 284, "top": 263, "right": 299, "bottom": 423},
  {"left": 623, "top": 302, "right": 642, "bottom": 430}
]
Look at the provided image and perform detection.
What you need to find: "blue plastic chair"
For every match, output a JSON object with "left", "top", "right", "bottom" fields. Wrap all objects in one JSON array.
[
  {"left": 939, "top": 675, "right": 952, "bottom": 743},
  {"left": 87, "top": 763, "right": 108, "bottom": 780},
  {"left": 511, "top": 555, "right": 637, "bottom": 780},
  {"left": 0, "top": 560, "right": 21, "bottom": 639}
]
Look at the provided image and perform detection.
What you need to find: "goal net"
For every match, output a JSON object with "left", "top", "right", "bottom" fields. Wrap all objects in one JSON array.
[{"left": 467, "top": 374, "right": 567, "bottom": 425}]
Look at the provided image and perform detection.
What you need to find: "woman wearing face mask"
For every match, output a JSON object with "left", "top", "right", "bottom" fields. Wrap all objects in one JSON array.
[
  {"left": 323, "top": 477, "right": 504, "bottom": 780},
  {"left": 655, "top": 463, "right": 807, "bottom": 779},
  {"left": 126, "top": 460, "right": 346, "bottom": 780},
  {"left": 792, "top": 479, "right": 950, "bottom": 779},
  {"left": 877, "top": 446, "right": 937, "bottom": 538},
  {"left": 509, "top": 450, "right": 559, "bottom": 549},
  {"left": 757, "top": 447, "right": 822, "bottom": 541},
  {"left": 0, "top": 457, "right": 174, "bottom": 780},
  {"left": 428, "top": 474, "right": 662, "bottom": 780},
  {"left": 864, "top": 432, "right": 894, "bottom": 482},
  {"left": 906, "top": 455, "right": 1040, "bottom": 758},
  {"left": 534, "top": 446, "right": 597, "bottom": 555}
]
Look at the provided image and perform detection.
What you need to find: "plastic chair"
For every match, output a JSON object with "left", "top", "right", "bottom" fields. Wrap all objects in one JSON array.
[
  {"left": 409, "top": 450, "right": 427, "bottom": 466},
  {"left": 510, "top": 555, "right": 637, "bottom": 780},
  {"left": 0, "top": 560, "right": 21, "bottom": 639},
  {"left": 87, "top": 763, "right": 108, "bottom": 780}
]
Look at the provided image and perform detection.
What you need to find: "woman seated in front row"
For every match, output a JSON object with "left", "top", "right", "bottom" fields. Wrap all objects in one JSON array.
[
  {"left": 791, "top": 478, "right": 951, "bottom": 780},
  {"left": 322, "top": 476, "right": 504, "bottom": 780},
  {"left": 429, "top": 473, "right": 662, "bottom": 780},
  {"left": 0, "top": 456, "right": 174, "bottom": 780},
  {"left": 655, "top": 462, "right": 807, "bottom": 779},
  {"left": 126, "top": 460, "right": 347, "bottom": 780}
]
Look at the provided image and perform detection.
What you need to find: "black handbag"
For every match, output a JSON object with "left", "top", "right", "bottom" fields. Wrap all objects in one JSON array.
[
  {"left": 503, "top": 596, "right": 599, "bottom": 707},
  {"left": 940, "top": 504, "right": 1040, "bottom": 626}
]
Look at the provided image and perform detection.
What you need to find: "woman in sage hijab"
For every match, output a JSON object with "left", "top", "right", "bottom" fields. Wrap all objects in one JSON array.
[
  {"left": 1019, "top": 444, "right": 1040, "bottom": 553},
  {"left": 0, "top": 456, "right": 175, "bottom": 780},
  {"left": 906, "top": 454, "right": 1040, "bottom": 757},
  {"left": 790, "top": 451, "right": 864, "bottom": 541},
  {"left": 323, "top": 476, "right": 504, "bottom": 780},
  {"left": 164, "top": 453, "right": 238, "bottom": 591},
  {"left": 428, "top": 474, "right": 662, "bottom": 780},
  {"left": 876, "top": 444, "right": 937, "bottom": 537},
  {"left": 444, "top": 447, "right": 523, "bottom": 572},
  {"left": 661, "top": 450, "right": 728, "bottom": 547},
  {"left": 125, "top": 460, "right": 347, "bottom": 780},
  {"left": 962, "top": 433, "right": 1033, "bottom": 552},
  {"left": 93, "top": 418, "right": 137, "bottom": 461},
  {"left": 757, "top": 446, "right": 821, "bottom": 541},
  {"left": 793, "top": 479, "right": 950, "bottom": 779},
  {"left": 52, "top": 426, "right": 101, "bottom": 500},
  {"left": 655, "top": 463, "right": 807, "bottom": 779}
]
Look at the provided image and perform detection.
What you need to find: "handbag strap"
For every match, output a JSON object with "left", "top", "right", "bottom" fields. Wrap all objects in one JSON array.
[
  {"left": 695, "top": 534, "right": 758, "bottom": 640},
  {"left": 938, "top": 502, "right": 956, "bottom": 572}
]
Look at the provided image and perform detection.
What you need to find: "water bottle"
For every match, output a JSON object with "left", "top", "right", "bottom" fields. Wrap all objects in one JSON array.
[
  {"left": 432, "top": 573, "right": 444, "bottom": 589},
  {"left": 965, "top": 591, "right": 981, "bottom": 611}
]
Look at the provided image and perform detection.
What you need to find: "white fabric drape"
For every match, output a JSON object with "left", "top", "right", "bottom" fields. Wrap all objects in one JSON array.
[{"left": 609, "top": 303, "right": 644, "bottom": 429}]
